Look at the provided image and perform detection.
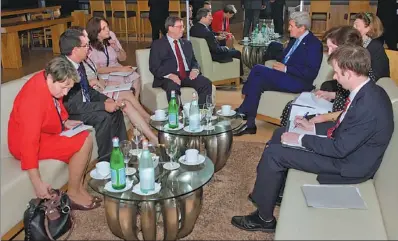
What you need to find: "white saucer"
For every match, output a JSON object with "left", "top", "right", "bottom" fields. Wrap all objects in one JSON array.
[
  {"left": 163, "top": 122, "right": 184, "bottom": 131},
  {"left": 183, "top": 126, "right": 204, "bottom": 133},
  {"left": 211, "top": 116, "right": 217, "bottom": 120},
  {"left": 216, "top": 110, "right": 236, "bottom": 117},
  {"left": 178, "top": 154, "right": 206, "bottom": 166},
  {"left": 90, "top": 169, "right": 110, "bottom": 180},
  {"left": 126, "top": 167, "right": 137, "bottom": 175},
  {"left": 104, "top": 180, "right": 133, "bottom": 193},
  {"left": 150, "top": 115, "right": 168, "bottom": 122},
  {"left": 132, "top": 182, "right": 161, "bottom": 195},
  {"left": 163, "top": 162, "right": 180, "bottom": 170}
]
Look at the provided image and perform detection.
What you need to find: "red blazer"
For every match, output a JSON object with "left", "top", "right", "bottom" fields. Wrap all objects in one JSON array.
[
  {"left": 8, "top": 71, "right": 69, "bottom": 170},
  {"left": 211, "top": 10, "right": 230, "bottom": 33}
]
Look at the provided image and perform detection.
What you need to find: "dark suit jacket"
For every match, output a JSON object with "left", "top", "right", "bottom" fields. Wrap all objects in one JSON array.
[
  {"left": 149, "top": 36, "right": 200, "bottom": 88},
  {"left": 241, "top": 0, "right": 266, "bottom": 9},
  {"left": 367, "top": 39, "right": 390, "bottom": 81},
  {"left": 303, "top": 81, "right": 394, "bottom": 184},
  {"left": 276, "top": 31, "right": 323, "bottom": 88},
  {"left": 190, "top": 22, "right": 233, "bottom": 63},
  {"left": 63, "top": 65, "right": 108, "bottom": 115}
]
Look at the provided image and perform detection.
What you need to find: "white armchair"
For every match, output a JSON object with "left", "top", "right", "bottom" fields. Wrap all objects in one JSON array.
[
  {"left": 136, "top": 49, "right": 216, "bottom": 112},
  {"left": 190, "top": 37, "right": 241, "bottom": 87}
]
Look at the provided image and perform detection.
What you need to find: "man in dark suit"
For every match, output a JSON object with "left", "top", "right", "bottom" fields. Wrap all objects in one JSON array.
[
  {"left": 270, "top": 0, "right": 285, "bottom": 36},
  {"left": 149, "top": 16, "right": 212, "bottom": 105},
  {"left": 235, "top": 11, "right": 323, "bottom": 136},
  {"left": 190, "top": 8, "right": 243, "bottom": 77},
  {"left": 242, "top": 0, "right": 266, "bottom": 37},
  {"left": 149, "top": 0, "right": 169, "bottom": 41},
  {"left": 60, "top": 29, "right": 127, "bottom": 160},
  {"left": 231, "top": 44, "right": 394, "bottom": 233},
  {"left": 191, "top": 0, "right": 211, "bottom": 24},
  {"left": 376, "top": 0, "right": 398, "bottom": 50}
]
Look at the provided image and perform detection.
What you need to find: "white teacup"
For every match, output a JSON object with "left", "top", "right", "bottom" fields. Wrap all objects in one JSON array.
[
  {"left": 183, "top": 103, "right": 191, "bottom": 117},
  {"left": 96, "top": 161, "right": 110, "bottom": 177},
  {"left": 155, "top": 109, "right": 166, "bottom": 120},
  {"left": 243, "top": 37, "right": 249, "bottom": 42},
  {"left": 221, "top": 105, "right": 232, "bottom": 115},
  {"left": 185, "top": 149, "right": 199, "bottom": 163}
]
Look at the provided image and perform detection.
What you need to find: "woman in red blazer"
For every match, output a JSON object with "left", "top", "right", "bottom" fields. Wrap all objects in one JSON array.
[
  {"left": 211, "top": 4, "right": 237, "bottom": 44},
  {"left": 8, "top": 57, "right": 100, "bottom": 210}
]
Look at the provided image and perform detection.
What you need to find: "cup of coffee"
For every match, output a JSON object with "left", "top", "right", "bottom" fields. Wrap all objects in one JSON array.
[
  {"left": 221, "top": 105, "right": 232, "bottom": 115},
  {"left": 243, "top": 37, "right": 249, "bottom": 42},
  {"left": 96, "top": 161, "right": 110, "bottom": 177},
  {"left": 155, "top": 109, "right": 166, "bottom": 120},
  {"left": 185, "top": 149, "right": 199, "bottom": 163}
]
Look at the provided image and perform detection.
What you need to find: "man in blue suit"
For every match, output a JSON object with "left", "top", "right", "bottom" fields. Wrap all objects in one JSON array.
[
  {"left": 231, "top": 44, "right": 394, "bottom": 233},
  {"left": 235, "top": 11, "right": 323, "bottom": 136}
]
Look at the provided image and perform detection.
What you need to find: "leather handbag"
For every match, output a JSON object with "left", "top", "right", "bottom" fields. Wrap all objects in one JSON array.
[{"left": 23, "top": 189, "right": 74, "bottom": 241}]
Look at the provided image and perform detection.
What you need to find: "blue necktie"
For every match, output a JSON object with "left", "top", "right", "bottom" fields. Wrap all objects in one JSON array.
[
  {"left": 282, "top": 39, "right": 300, "bottom": 64},
  {"left": 78, "top": 63, "right": 91, "bottom": 102}
]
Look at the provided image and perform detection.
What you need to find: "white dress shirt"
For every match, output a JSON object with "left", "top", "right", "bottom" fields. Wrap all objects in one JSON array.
[{"left": 166, "top": 35, "right": 189, "bottom": 71}]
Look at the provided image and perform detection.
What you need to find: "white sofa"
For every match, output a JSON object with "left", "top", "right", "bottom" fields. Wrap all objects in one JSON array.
[
  {"left": 275, "top": 77, "right": 398, "bottom": 240},
  {"left": 257, "top": 53, "right": 334, "bottom": 124},
  {"left": 136, "top": 49, "right": 216, "bottom": 112},
  {"left": 0, "top": 74, "right": 102, "bottom": 237},
  {"left": 190, "top": 37, "right": 241, "bottom": 87}
]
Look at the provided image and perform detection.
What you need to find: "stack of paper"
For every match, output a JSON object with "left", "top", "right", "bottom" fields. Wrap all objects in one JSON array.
[
  {"left": 102, "top": 83, "right": 133, "bottom": 94},
  {"left": 60, "top": 125, "right": 93, "bottom": 137},
  {"left": 290, "top": 92, "right": 333, "bottom": 120}
]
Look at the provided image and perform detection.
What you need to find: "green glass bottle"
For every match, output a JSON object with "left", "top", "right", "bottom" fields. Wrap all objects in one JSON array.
[
  {"left": 110, "top": 137, "right": 126, "bottom": 190},
  {"left": 168, "top": 90, "right": 178, "bottom": 129}
]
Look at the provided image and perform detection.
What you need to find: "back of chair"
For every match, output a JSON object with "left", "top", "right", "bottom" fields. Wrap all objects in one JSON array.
[
  {"left": 374, "top": 77, "right": 398, "bottom": 240},
  {"left": 169, "top": 0, "right": 181, "bottom": 16},
  {"left": 137, "top": 0, "right": 150, "bottom": 12},
  {"left": 190, "top": 37, "right": 213, "bottom": 78},
  {"left": 135, "top": 49, "right": 154, "bottom": 91},
  {"left": 313, "top": 53, "right": 334, "bottom": 88},
  {"left": 309, "top": 1, "right": 331, "bottom": 14},
  {"left": 386, "top": 50, "right": 398, "bottom": 84},
  {"left": 89, "top": 0, "right": 106, "bottom": 17},
  {"left": 348, "top": 1, "right": 370, "bottom": 13},
  {"left": 110, "top": 0, "right": 127, "bottom": 12}
]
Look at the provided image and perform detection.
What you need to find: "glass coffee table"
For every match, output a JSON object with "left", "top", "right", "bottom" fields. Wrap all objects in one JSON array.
[
  {"left": 88, "top": 152, "right": 214, "bottom": 240},
  {"left": 150, "top": 110, "right": 244, "bottom": 172}
]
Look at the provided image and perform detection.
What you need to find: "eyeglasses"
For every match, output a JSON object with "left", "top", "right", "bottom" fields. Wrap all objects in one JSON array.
[
  {"left": 79, "top": 43, "right": 90, "bottom": 48},
  {"left": 173, "top": 25, "right": 185, "bottom": 29}
]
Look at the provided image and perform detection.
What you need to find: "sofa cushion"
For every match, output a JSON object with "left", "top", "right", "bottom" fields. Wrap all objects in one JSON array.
[
  {"left": 258, "top": 91, "right": 299, "bottom": 120},
  {"left": 211, "top": 59, "right": 240, "bottom": 82},
  {"left": 275, "top": 169, "right": 387, "bottom": 240}
]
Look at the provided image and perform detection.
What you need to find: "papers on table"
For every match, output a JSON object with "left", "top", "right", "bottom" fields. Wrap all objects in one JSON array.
[
  {"left": 60, "top": 125, "right": 93, "bottom": 137},
  {"left": 102, "top": 83, "right": 133, "bottom": 94},
  {"left": 301, "top": 184, "right": 367, "bottom": 209},
  {"left": 289, "top": 92, "right": 333, "bottom": 120}
]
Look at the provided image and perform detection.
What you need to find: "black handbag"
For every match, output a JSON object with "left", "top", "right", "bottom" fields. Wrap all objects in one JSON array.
[{"left": 23, "top": 189, "right": 74, "bottom": 241}]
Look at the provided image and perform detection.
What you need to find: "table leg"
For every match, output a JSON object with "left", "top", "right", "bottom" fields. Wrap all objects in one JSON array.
[
  {"left": 104, "top": 197, "right": 125, "bottom": 239},
  {"left": 51, "top": 22, "right": 67, "bottom": 54},
  {"left": 140, "top": 201, "right": 157, "bottom": 240},
  {"left": 1, "top": 32, "right": 22, "bottom": 69},
  {"left": 177, "top": 188, "right": 203, "bottom": 239},
  {"left": 161, "top": 198, "right": 179, "bottom": 240}
]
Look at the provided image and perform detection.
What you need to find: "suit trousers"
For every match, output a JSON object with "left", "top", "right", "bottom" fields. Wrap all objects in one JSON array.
[
  {"left": 70, "top": 110, "right": 128, "bottom": 160},
  {"left": 149, "top": 16, "right": 168, "bottom": 41},
  {"left": 252, "top": 126, "right": 341, "bottom": 219},
  {"left": 243, "top": 9, "right": 261, "bottom": 37},
  {"left": 238, "top": 65, "right": 312, "bottom": 128},
  {"left": 160, "top": 73, "right": 212, "bottom": 105},
  {"left": 271, "top": 1, "right": 285, "bottom": 35},
  {"left": 225, "top": 49, "right": 244, "bottom": 76}
]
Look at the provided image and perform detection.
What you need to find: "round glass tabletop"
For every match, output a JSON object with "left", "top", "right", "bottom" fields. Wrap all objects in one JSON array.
[
  {"left": 150, "top": 108, "right": 244, "bottom": 137},
  {"left": 88, "top": 151, "right": 214, "bottom": 202}
]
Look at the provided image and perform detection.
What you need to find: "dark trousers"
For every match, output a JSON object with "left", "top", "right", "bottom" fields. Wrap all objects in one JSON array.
[
  {"left": 225, "top": 49, "right": 244, "bottom": 76},
  {"left": 243, "top": 9, "right": 261, "bottom": 37},
  {"left": 70, "top": 110, "right": 127, "bottom": 160},
  {"left": 252, "top": 127, "right": 341, "bottom": 219},
  {"left": 238, "top": 65, "right": 312, "bottom": 128},
  {"left": 271, "top": 1, "right": 285, "bottom": 35},
  {"left": 149, "top": 16, "right": 168, "bottom": 41},
  {"left": 161, "top": 73, "right": 212, "bottom": 105}
]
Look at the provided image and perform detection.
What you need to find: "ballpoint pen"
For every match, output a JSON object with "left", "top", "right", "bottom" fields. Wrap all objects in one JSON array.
[
  {"left": 293, "top": 112, "right": 309, "bottom": 129},
  {"left": 72, "top": 123, "right": 84, "bottom": 130}
]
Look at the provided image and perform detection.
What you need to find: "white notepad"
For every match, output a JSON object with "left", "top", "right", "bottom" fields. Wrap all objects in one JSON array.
[
  {"left": 301, "top": 184, "right": 367, "bottom": 209},
  {"left": 60, "top": 125, "right": 93, "bottom": 137},
  {"left": 102, "top": 83, "right": 132, "bottom": 94}
]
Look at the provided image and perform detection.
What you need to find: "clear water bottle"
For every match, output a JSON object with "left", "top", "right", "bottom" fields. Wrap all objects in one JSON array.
[
  {"left": 270, "top": 19, "right": 275, "bottom": 35},
  {"left": 138, "top": 139, "right": 155, "bottom": 193},
  {"left": 189, "top": 92, "right": 200, "bottom": 132}
]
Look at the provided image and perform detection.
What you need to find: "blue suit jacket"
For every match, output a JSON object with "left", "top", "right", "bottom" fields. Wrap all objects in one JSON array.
[
  {"left": 277, "top": 31, "right": 323, "bottom": 89},
  {"left": 303, "top": 81, "right": 394, "bottom": 184}
]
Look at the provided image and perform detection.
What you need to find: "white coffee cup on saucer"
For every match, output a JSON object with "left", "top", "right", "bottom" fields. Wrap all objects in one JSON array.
[
  {"left": 185, "top": 149, "right": 199, "bottom": 163},
  {"left": 243, "top": 37, "right": 249, "bottom": 42},
  {"left": 183, "top": 103, "right": 191, "bottom": 117},
  {"left": 96, "top": 161, "right": 110, "bottom": 177},
  {"left": 221, "top": 105, "right": 232, "bottom": 115},
  {"left": 155, "top": 109, "right": 166, "bottom": 120}
]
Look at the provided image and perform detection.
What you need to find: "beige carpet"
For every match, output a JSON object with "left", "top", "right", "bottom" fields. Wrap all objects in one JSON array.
[{"left": 59, "top": 141, "right": 278, "bottom": 240}]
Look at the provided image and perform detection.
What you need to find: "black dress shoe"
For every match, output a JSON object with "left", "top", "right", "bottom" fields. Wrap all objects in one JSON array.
[
  {"left": 234, "top": 108, "right": 247, "bottom": 120},
  {"left": 248, "top": 193, "right": 282, "bottom": 206},
  {"left": 231, "top": 210, "right": 276, "bottom": 232},
  {"left": 234, "top": 124, "right": 257, "bottom": 136}
]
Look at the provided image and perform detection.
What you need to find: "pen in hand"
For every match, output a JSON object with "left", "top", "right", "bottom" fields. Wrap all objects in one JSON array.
[
  {"left": 294, "top": 112, "right": 309, "bottom": 129},
  {"left": 72, "top": 123, "right": 84, "bottom": 130}
]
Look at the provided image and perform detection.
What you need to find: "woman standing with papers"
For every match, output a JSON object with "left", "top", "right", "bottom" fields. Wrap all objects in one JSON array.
[{"left": 8, "top": 57, "right": 101, "bottom": 210}]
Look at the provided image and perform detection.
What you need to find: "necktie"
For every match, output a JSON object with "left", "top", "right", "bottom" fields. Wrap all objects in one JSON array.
[
  {"left": 327, "top": 97, "right": 351, "bottom": 138},
  {"left": 78, "top": 63, "right": 91, "bottom": 102},
  {"left": 173, "top": 40, "right": 187, "bottom": 80},
  {"left": 282, "top": 39, "right": 300, "bottom": 64}
]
